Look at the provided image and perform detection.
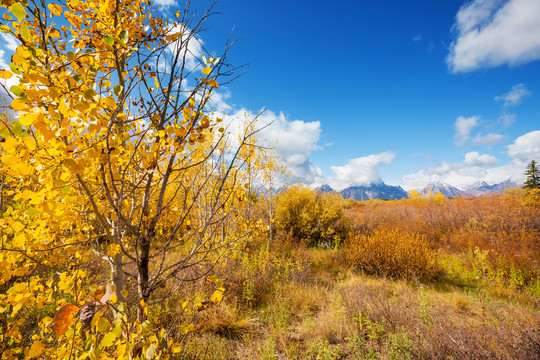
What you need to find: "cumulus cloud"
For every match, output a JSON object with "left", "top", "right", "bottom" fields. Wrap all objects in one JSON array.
[
  {"left": 463, "top": 151, "right": 498, "bottom": 166},
  {"left": 454, "top": 115, "right": 480, "bottom": 146},
  {"left": 494, "top": 83, "right": 532, "bottom": 106},
  {"left": 508, "top": 130, "right": 540, "bottom": 161},
  {"left": 326, "top": 152, "right": 396, "bottom": 191},
  {"left": 403, "top": 130, "right": 540, "bottom": 189},
  {"left": 447, "top": 0, "right": 540, "bottom": 73}
]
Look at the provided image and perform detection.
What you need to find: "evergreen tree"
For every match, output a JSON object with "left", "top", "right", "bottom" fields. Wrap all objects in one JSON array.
[{"left": 523, "top": 160, "right": 540, "bottom": 189}]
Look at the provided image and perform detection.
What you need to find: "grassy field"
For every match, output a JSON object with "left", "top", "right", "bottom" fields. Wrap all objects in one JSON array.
[{"left": 145, "top": 189, "right": 540, "bottom": 359}]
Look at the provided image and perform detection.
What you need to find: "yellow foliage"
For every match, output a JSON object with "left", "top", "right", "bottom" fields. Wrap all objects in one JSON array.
[
  {"left": 274, "top": 185, "right": 347, "bottom": 247},
  {"left": 0, "top": 0, "right": 255, "bottom": 358},
  {"left": 523, "top": 188, "right": 540, "bottom": 207}
]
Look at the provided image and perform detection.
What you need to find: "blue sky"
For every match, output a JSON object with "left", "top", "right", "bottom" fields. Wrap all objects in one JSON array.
[{"left": 2, "top": 0, "right": 539, "bottom": 190}]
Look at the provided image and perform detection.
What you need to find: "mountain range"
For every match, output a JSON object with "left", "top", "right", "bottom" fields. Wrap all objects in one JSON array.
[
  {"left": 316, "top": 182, "right": 408, "bottom": 200},
  {"left": 315, "top": 179, "right": 519, "bottom": 200},
  {"left": 462, "top": 180, "right": 518, "bottom": 197}
]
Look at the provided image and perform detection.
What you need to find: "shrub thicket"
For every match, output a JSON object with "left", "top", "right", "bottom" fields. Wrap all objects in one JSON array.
[
  {"left": 274, "top": 185, "right": 348, "bottom": 247},
  {"left": 343, "top": 229, "right": 441, "bottom": 281}
]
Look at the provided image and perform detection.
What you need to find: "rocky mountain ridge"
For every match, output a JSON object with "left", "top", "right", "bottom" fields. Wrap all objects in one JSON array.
[{"left": 314, "top": 179, "right": 519, "bottom": 200}]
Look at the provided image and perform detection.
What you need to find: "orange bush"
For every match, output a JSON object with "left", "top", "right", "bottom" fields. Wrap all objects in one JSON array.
[
  {"left": 341, "top": 191, "right": 540, "bottom": 285},
  {"left": 342, "top": 229, "right": 441, "bottom": 281}
]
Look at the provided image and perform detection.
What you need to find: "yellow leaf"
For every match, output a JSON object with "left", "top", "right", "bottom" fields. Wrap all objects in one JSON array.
[
  {"left": 19, "top": 111, "right": 40, "bottom": 126},
  {"left": 27, "top": 341, "right": 45, "bottom": 358},
  {"left": 52, "top": 304, "right": 79, "bottom": 336},
  {"left": 11, "top": 221, "right": 24, "bottom": 232},
  {"left": 0, "top": 70, "right": 12, "bottom": 79},
  {"left": 210, "top": 289, "right": 223, "bottom": 304},
  {"left": 171, "top": 343, "right": 182, "bottom": 353},
  {"left": 183, "top": 107, "right": 191, "bottom": 119},
  {"left": 23, "top": 137, "right": 36, "bottom": 150},
  {"left": 116, "top": 342, "right": 127, "bottom": 358},
  {"left": 208, "top": 79, "right": 219, "bottom": 88},
  {"left": 100, "top": 331, "right": 117, "bottom": 347},
  {"left": 13, "top": 233, "right": 26, "bottom": 247},
  {"left": 201, "top": 67, "right": 211, "bottom": 75},
  {"left": 47, "top": 3, "right": 63, "bottom": 16},
  {"left": 49, "top": 28, "right": 61, "bottom": 38},
  {"left": 108, "top": 294, "right": 117, "bottom": 304},
  {"left": 101, "top": 96, "right": 116, "bottom": 109},
  {"left": 96, "top": 316, "right": 111, "bottom": 333},
  {"left": 1, "top": 137, "right": 18, "bottom": 151},
  {"left": 11, "top": 98, "right": 26, "bottom": 111}
]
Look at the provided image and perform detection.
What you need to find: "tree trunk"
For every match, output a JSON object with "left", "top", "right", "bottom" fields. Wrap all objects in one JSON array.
[{"left": 137, "top": 236, "right": 151, "bottom": 320}]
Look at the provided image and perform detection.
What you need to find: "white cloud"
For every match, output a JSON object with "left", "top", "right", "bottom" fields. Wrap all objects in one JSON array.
[
  {"left": 454, "top": 115, "right": 504, "bottom": 147},
  {"left": 412, "top": 34, "right": 423, "bottom": 42},
  {"left": 165, "top": 24, "right": 204, "bottom": 72},
  {"left": 1, "top": 33, "right": 18, "bottom": 52},
  {"left": 470, "top": 132, "right": 505, "bottom": 146},
  {"left": 454, "top": 115, "right": 480, "bottom": 146},
  {"left": 154, "top": 0, "right": 177, "bottom": 8},
  {"left": 447, "top": 0, "right": 540, "bottom": 73},
  {"left": 402, "top": 159, "right": 495, "bottom": 190},
  {"left": 326, "top": 152, "right": 396, "bottom": 191},
  {"left": 402, "top": 165, "right": 483, "bottom": 190},
  {"left": 0, "top": 49, "right": 9, "bottom": 72},
  {"left": 463, "top": 151, "right": 498, "bottom": 166},
  {"left": 403, "top": 130, "right": 539, "bottom": 189},
  {"left": 508, "top": 130, "right": 540, "bottom": 162},
  {"left": 499, "top": 113, "right": 517, "bottom": 127},
  {"left": 208, "top": 90, "right": 233, "bottom": 114},
  {"left": 494, "top": 83, "right": 532, "bottom": 106}
]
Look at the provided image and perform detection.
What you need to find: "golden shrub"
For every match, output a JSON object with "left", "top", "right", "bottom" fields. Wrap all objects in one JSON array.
[
  {"left": 274, "top": 185, "right": 348, "bottom": 247},
  {"left": 343, "top": 229, "right": 440, "bottom": 281}
]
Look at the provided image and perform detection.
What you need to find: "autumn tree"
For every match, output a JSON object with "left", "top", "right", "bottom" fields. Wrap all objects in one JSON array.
[{"left": 0, "top": 0, "right": 271, "bottom": 357}]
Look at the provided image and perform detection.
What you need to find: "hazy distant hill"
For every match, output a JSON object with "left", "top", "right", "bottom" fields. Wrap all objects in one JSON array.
[
  {"left": 420, "top": 182, "right": 462, "bottom": 198},
  {"left": 462, "top": 179, "right": 519, "bottom": 197}
]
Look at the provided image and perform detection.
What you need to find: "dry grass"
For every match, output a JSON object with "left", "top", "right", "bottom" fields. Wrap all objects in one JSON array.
[
  {"left": 161, "top": 193, "right": 540, "bottom": 358},
  {"left": 195, "top": 302, "right": 259, "bottom": 339},
  {"left": 338, "top": 276, "right": 540, "bottom": 359}
]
